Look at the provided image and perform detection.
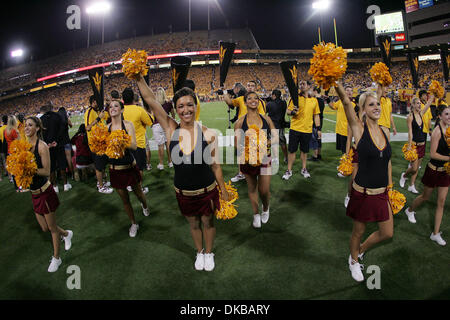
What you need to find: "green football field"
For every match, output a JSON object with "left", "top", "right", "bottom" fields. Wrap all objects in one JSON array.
[{"left": 0, "top": 102, "right": 449, "bottom": 300}]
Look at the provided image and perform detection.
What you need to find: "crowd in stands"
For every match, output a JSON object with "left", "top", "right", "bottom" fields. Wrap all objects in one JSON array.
[{"left": 0, "top": 58, "right": 447, "bottom": 117}]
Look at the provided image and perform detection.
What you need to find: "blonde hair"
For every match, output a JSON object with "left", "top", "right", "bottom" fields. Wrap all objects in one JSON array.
[
  {"left": 358, "top": 91, "right": 378, "bottom": 110},
  {"left": 155, "top": 87, "right": 167, "bottom": 105}
]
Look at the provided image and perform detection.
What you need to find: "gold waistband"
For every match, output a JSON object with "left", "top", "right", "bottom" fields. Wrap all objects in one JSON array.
[
  {"left": 31, "top": 180, "right": 51, "bottom": 195},
  {"left": 352, "top": 182, "right": 387, "bottom": 195},
  {"left": 428, "top": 162, "right": 446, "bottom": 172},
  {"left": 414, "top": 141, "right": 426, "bottom": 146},
  {"left": 110, "top": 161, "right": 136, "bottom": 170},
  {"left": 174, "top": 181, "right": 217, "bottom": 196}
]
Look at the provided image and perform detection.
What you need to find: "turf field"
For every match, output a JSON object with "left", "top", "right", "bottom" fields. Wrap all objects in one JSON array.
[{"left": 0, "top": 101, "right": 449, "bottom": 300}]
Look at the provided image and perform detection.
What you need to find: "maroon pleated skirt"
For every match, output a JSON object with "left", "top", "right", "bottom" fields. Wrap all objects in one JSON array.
[
  {"left": 110, "top": 165, "right": 142, "bottom": 189},
  {"left": 31, "top": 185, "right": 60, "bottom": 215},
  {"left": 346, "top": 187, "right": 390, "bottom": 223},
  {"left": 416, "top": 143, "right": 426, "bottom": 159},
  {"left": 175, "top": 186, "right": 220, "bottom": 217},
  {"left": 240, "top": 161, "right": 271, "bottom": 177},
  {"left": 421, "top": 165, "right": 450, "bottom": 188}
]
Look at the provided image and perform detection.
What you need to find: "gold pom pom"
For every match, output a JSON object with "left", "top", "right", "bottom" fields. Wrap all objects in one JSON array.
[
  {"left": 121, "top": 48, "right": 149, "bottom": 80},
  {"left": 241, "top": 125, "right": 268, "bottom": 167},
  {"left": 389, "top": 188, "right": 406, "bottom": 215},
  {"left": 5, "top": 139, "right": 38, "bottom": 189},
  {"left": 215, "top": 181, "right": 239, "bottom": 220},
  {"left": 89, "top": 123, "right": 109, "bottom": 155},
  {"left": 369, "top": 62, "right": 392, "bottom": 86},
  {"left": 308, "top": 42, "right": 347, "bottom": 90},
  {"left": 105, "top": 130, "right": 132, "bottom": 159},
  {"left": 428, "top": 80, "right": 444, "bottom": 99},
  {"left": 402, "top": 143, "right": 418, "bottom": 162},
  {"left": 444, "top": 162, "right": 450, "bottom": 175},
  {"left": 446, "top": 127, "right": 450, "bottom": 149},
  {"left": 337, "top": 148, "right": 354, "bottom": 176}
]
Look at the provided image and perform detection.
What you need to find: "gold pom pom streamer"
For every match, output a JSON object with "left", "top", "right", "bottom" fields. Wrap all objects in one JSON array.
[
  {"left": 308, "top": 42, "right": 347, "bottom": 90},
  {"left": 241, "top": 125, "right": 268, "bottom": 167},
  {"left": 446, "top": 126, "right": 450, "bottom": 148},
  {"left": 105, "top": 130, "right": 132, "bottom": 159},
  {"left": 215, "top": 181, "right": 239, "bottom": 220},
  {"left": 369, "top": 62, "right": 392, "bottom": 86},
  {"left": 121, "top": 48, "right": 149, "bottom": 80},
  {"left": 88, "top": 123, "right": 109, "bottom": 155},
  {"left": 5, "top": 139, "right": 37, "bottom": 189},
  {"left": 337, "top": 148, "right": 354, "bottom": 176},
  {"left": 388, "top": 185, "right": 406, "bottom": 215},
  {"left": 444, "top": 162, "right": 450, "bottom": 175},
  {"left": 402, "top": 143, "right": 418, "bottom": 162},
  {"left": 428, "top": 80, "right": 444, "bottom": 99}
]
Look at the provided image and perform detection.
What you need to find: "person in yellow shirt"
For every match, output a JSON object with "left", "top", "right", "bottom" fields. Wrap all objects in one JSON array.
[
  {"left": 282, "top": 80, "right": 321, "bottom": 180},
  {"left": 328, "top": 86, "right": 356, "bottom": 154},
  {"left": 85, "top": 95, "right": 113, "bottom": 194},
  {"left": 377, "top": 85, "right": 397, "bottom": 137},
  {"left": 0, "top": 115, "right": 7, "bottom": 181},
  {"left": 122, "top": 87, "right": 154, "bottom": 194},
  {"left": 418, "top": 90, "right": 433, "bottom": 134},
  {"left": 224, "top": 80, "right": 267, "bottom": 182}
]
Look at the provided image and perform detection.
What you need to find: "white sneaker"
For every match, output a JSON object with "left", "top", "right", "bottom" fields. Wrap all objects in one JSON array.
[
  {"left": 282, "top": 170, "right": 292, "bottom": 180},
  {"left": 168, "top": 162, "right": 173, "bottom": 168},
  {"left": 430, "top": 232, "right": 446, "bottom": 246},
  {"left": 337, "top": 172, "right": 345, "bottom": 178},
  {"left": 146, "top": 164, "right": 152, "bottom": 171},
  {"left": 348, "top": 255, "right": 364, "bottom": 282},
  {"left": 127, "top": 186, "right": 133, "bottom": 192},
  {"left": 195, "top": 250, "right": 205, "bottom": 271},
  {"left": 408, "top": 184, "right": 419, "bottom": 194},
  {"left": 64, "top": 230, "right": 73, "bottom": 251},
  {"left": 301, "top": 168, "right": 311, "bottom": 178},
  {"left": 405, "top": 207, "right": 417, "bottom": 224},
  {"left": 103, "top": 181, "right": 111, "bottom": 187},
  {"left": 48, "top": 256, "right": 62, "bottom": 273},
  {"left": 157, "top": 164, "right": 164, "bottom": 170},
  {"left": 142, "top": 187, "right": 149, "bottom": 194},
  {"left": 53, "top": 185, "right": 59, "bottom": 193},
  {"left": 261, "top": 206, "right": 270, "bottom": 224},
  {"left": 141, "top": 203, "right": 149, "bottom": 217},
  {"left": 129, "top": 224, "right": 139, "bottom": 237},
  {"left": 344, "top": 194, "right": 350, "bottom": 208},
  {"left": 399, "top": 172, "right": 407, "bottom": 188},
  {"left": 64, "top": 183, "right": 72, "bottom": 192},
  {"left": 231, "top": 173, "right": 245, "bottom": 183},
  {"left": 98, "top": 186, "right": 113, "bottom": 194},
  {"left": 253, "top": 214, "right": 262, "bottom": 228},
  {"left": 204, "top": 253, "right": 215, "bottom": 271}
]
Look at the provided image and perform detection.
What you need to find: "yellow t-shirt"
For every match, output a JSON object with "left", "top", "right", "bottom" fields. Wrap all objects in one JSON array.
[
  {"left": 0, "top": 125, "right": 6, "bottom": 142},
  {"left": 378, "top": 97, "right": 392, "bottom": 129},
  {"left": 421, "top": 103, "right": 433, "bottom": 134},
  {"left": 334, "top": 100, "right": 356, "bottom": 136},
  {"left": 123, "top": 104, "right": 154, "bottom": 149},
  {"left": 84, "top": 107, "right": 110, "bottom": 142},
  {"left": 195, "top": 95, "right": 201, "bottom": 121},
  {"left": 232, "top": 96, "right": 266, "bottom": 119},
  {"left": 288, "top": 96, "right": 320, "bottom": 133}
]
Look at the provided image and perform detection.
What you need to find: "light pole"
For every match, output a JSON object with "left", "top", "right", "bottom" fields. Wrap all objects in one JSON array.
[
  {"left": 189, "top": 0, "right": 191, "bottom": 32},
  {"left": 86, "top": 1, "right": 111, "bottom": 47},
  {"left": 312, "top": 1, "right": 330, "bottom": 42}
]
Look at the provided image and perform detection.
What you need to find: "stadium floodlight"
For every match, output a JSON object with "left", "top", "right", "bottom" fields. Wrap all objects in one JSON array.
[
  {"left": 11, "top": 49, "right": 24, "bottom": 58},
  {"left": 312, "top": 0, "right": 330, "bottom": 11},
  {"left": 86, "top": 1, "right": 111, "bottom": 15}
]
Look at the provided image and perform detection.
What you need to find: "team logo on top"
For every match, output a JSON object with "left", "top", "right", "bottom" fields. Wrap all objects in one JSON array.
[
  {"left": 413, "top": 57, "right": 419, "bottom": 72},
  {"left": 219, "top": 46, "right": 227, "bottom": 65},
  {"left": 172, "top": 69, "right": 180, "bottom": 86},
  {"left": 383, "top": 39, "right": 390, "bottom": 57},
  {"left": 289, "top": 65, "right": 298, "bottom": 86},
  {"left": 93, "top": 73, "right": 102, "bottom": 93}
]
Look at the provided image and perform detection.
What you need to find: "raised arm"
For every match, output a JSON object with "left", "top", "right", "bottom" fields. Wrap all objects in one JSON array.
[
  {"left": 419, "top": 94, "right": 434, "bottom": 117},
  {"left": 336, "top": 83, "right": 362, "bottom": 141}
]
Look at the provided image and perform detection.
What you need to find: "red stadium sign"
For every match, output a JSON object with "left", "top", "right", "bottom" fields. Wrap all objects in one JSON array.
[
  {"left": 395, "top": 33, "right": 406, "bottom": 41},
  {"left": 37, "top": 50, "right": 243, "bottom": 82}
]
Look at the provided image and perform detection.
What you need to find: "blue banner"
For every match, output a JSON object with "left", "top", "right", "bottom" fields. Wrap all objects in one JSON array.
[{"left": 419, "top": 0, "right": 433, "bottom": 9}]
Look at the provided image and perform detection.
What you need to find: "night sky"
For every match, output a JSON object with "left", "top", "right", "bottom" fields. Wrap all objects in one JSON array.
[{"left": 1, "top": 0, "right": 406, "bottom": 68}]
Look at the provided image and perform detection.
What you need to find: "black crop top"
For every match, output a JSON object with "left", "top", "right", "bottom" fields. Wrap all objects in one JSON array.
[
  {"left": 412, "top": 112, "right": 426, "bottom": 143},
  {"left": 30, "top": 138, "right": 48, "bottom": 190},
  {"left": 354, "top": 123, "right": 391, "bottom": 188},
  {"left": 429, "top": 125, "right": 449, "bottom": 168}
]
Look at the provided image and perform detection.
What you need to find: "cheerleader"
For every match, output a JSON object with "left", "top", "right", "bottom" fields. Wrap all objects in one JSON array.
[
  {"left": 136, "top": 76, "right": 230, "bottom": 272},
  {"left": 24, "top": 117, "right": 73, "bottom": 272},
  {"left": 404, "top": 105, "right": 450, "bottom": 246},
  {"left": 336, "top": 83, "right": 394, "bottom": 283},
  {"left": 107, "top": 99, "right": 149, "bottom": 238},
  {"left": 234, "top": 91, "right": 277, "bottom": 228},
  {"left": 400, "top": 95, "right": 434, "bottom": 194}
]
